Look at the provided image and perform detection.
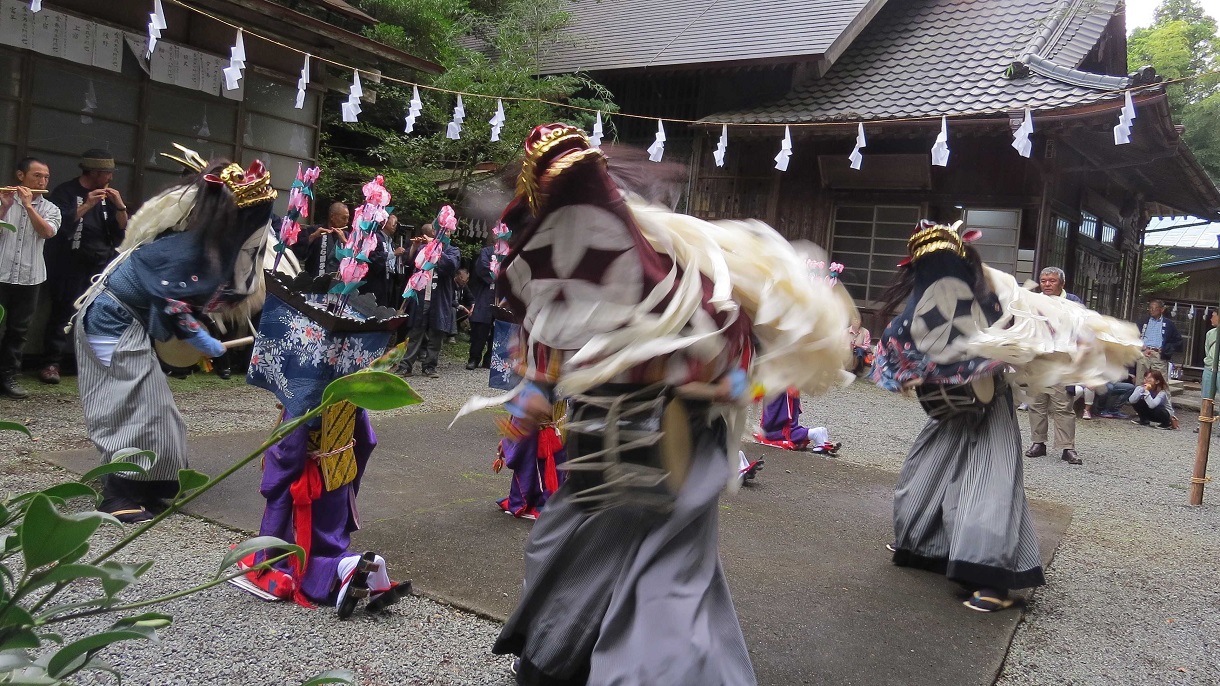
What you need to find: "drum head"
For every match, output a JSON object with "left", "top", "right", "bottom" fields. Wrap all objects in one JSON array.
[
  {"left": 659, "top": 398, "right": 691, "bottom": 493},
  {"left": 154, "top": 338, "right": 203, "bottom": 368},
  {"left": 971, "top": 376, "right": 996, "bottom": 404}
]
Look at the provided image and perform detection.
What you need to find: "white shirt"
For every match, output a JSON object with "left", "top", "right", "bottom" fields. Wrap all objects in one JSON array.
[{"left": 0, "top": 195, "right": 61, "bottom": 285}]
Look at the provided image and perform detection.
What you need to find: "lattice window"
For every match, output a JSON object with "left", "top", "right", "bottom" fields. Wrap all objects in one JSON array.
[{"left": 830, "top": 205, "right": 922, "bottom": 305}]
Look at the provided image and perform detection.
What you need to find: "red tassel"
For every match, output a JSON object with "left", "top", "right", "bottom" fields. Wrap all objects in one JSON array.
[{"left": 537, "top": 426, "right": 562, "bottom": 494}]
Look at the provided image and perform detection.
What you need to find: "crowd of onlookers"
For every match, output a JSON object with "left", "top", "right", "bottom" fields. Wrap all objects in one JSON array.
[{"left": 0, "top": 149, "right": 502, "bottom": 396}]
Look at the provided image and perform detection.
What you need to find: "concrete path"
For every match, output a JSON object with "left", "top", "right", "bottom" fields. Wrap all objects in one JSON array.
[{"left": 43, "top": 411, "right": 1070, "bottom": 686}]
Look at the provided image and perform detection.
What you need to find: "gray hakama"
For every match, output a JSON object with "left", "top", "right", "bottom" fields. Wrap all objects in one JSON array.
[
  {"left": 493, "top": 414, "right": 757, "bottom": 686},
  {"left": 74, "top": 295, "right": 188, "bottom": 485},
  {"left": 891, "top": 386, "right": 1044, "bottom": 590}
]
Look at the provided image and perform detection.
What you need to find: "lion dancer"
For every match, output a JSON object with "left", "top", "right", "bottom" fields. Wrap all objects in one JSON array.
[
  {"left": 461, "top": 124, "right": 852, "bottom": 685},
  {"left": 872, "top": 219, "right": 1139, "bottom": 612},
  {"left": 74, "top": 153, "right": 278, "bottom": 523}
]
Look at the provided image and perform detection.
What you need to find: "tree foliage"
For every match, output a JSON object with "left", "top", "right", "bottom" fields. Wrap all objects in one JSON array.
[
  {"left": 1139, "top": 245, "right": 1190, "bottom": 295},
  {"left": 316, "top": 0, "right": 618, "bottom": 225},
  {"left": 1128, "top": 0, "right": 1220, "bottom": 180}
]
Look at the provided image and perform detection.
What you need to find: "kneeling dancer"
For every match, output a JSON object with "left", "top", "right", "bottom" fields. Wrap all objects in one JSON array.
[{"left": 238, "top": 174, "right": 411, "bottom": 617}]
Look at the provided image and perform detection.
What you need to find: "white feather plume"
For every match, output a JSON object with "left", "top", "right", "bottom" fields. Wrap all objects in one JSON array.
[
  {"left": 118, "top": 184, "right": 198, "bottom": 251},
  {"left": 965, "top": 266, "right": 1143, "bottom": 391}
]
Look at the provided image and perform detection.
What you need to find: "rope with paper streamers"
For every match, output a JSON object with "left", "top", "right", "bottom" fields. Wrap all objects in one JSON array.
[
  {"left": 157, "top": 0, "right": 1212, "bottom": 130},
  {"left": 143, "top": 0, "right": 1218, "bottom": 172}
]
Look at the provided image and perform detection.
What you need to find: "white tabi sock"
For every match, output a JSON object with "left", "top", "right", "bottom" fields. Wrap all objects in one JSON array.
[
  {"left": 335, "top": 554, "right": 392, "bottom": 608},
  {"left": 810, "top": 426, "right": 829, "bottom": 446}
]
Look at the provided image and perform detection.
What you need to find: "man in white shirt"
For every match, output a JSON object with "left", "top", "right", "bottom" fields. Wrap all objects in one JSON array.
[{"left": 0, "top": 158, "right": 62, "bottom": 399}]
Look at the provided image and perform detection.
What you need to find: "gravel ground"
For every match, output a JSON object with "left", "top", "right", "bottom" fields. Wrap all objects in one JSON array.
[{"left": 2, "top": 352, "right": 1219, "bottom": 685}]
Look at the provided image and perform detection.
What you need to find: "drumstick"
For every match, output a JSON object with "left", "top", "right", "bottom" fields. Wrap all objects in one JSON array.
[
  {"left": 222, "top": 336, "right": 255, "bottom": 349},
  {"left": 0, "top": 187, "right": 49, "bottom": 193}
]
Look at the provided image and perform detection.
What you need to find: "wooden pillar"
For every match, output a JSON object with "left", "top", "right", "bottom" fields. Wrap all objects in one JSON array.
[{"left": 1191, "top": 398, "right": 1214, "bottom": 505}]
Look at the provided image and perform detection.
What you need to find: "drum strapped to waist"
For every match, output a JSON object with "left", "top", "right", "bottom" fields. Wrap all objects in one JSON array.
[
  {"left": 562, "top": 384, "right": 695, "bottom": 513},
  {"left": 915, "top": 376, "right": 999, "bottom": 420}
]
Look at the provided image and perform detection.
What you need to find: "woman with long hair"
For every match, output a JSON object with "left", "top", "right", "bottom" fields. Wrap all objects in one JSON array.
[{"left": 1129, "top": 369, "right": 1176, "bottom": 429}]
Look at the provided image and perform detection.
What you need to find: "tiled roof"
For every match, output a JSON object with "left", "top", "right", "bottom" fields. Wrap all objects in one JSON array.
[
  {"left": 700, "top": 0, "right": 1128, "bottom": 125},
  {"left": 534, "top": 0, "right": 888, "bottom": 75}
]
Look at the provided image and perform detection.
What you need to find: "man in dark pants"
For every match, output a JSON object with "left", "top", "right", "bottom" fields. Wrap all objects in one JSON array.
[
  {"left": 43, "top": 149, "right": 127, "bottom": 384},
  {"left": 0, "top": 158, "right": 61, "bottom": 398},
  {"left": 399, "top": 223, "right": 460, "bottom": 378},
  {"left": 467, "top": 241, "right": 495, "bottom": 369}
]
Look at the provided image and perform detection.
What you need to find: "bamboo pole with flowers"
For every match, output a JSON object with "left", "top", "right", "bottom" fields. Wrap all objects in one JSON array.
[
  {"left": 330, "top": 175, "right": 391, "bottom": 312},
  {"left": 399, "top": 204, "right": 459, "bottom": 313},
  {"left": 273, "top": 164, "right": 320, "bottom": 273}
]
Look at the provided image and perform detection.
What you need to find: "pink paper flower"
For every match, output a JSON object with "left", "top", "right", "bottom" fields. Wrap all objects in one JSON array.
[
  {"left": 492, "top": 222, "right": 510, "bottom": 239},
  {"left": 407, "top": 270, "right": 431, "bottom": 292},
  {"left": 437, "top": 205, "right": 457, "bottom": 232},
  {"left": 281, "top": 220, "right": 301, "bottom": 245},
  {"left": 338, "top": 256, "right": 368, "bottom": 284},
  {"left": 361, "top": 175, "right": 391, "bottom": 208},
  {"left": 303, "top": 167, "right": 320, "bottom": 185},
  {"left": 360, "top": 233, "right": 378, "bottom": 256},
  {"left": 415, "top": 241, "right": 441, "bottom": 269}
]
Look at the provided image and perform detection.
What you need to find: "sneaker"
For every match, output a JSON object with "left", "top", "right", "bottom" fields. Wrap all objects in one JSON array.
[
  {"left": 1, "top": 373, "right": 29, "bottom": 399},
  {"left": 1017, "top": 403, "right": 1029, "bottom": 411},
  {"left": 38, "top": 364, "right": 60, "bottom": 385},
  {"left": 1132, "top": 419, "right": 1150, "bottom": 426},
  {"left": 1082, "top": 409, "right": 1093, "bottom": 420},
  {"left": 427, "top": 369, "right": 440, "bottom": 379}
]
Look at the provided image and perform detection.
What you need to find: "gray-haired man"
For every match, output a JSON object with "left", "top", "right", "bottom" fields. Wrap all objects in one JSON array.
[{"left": 1025, "top": 266, "right": 1084, "bottom": 465}]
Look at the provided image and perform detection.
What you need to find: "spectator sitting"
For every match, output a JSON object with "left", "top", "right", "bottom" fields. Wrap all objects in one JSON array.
[
  {"left": 1081, "top": 373, "right": 1137, "bottom": 419},
  {"left": 1129, "top": 370, "right": 1175, "bottom": 429},
  {"left": 847, "top": 317, "right": 871, "bottom": 374}
]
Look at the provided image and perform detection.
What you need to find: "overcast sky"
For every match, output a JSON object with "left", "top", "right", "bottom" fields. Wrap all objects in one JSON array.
[{"left": 1125, "top": 0, "right": 1220, "bottom": 32}]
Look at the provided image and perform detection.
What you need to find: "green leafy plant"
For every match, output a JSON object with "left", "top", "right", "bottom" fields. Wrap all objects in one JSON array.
[
  {"left": 0, "top": 364, "right": 420, "bottom": 684},
  {"left": 1140, "top": 245, "right": 1191, "bottom": 296},
  {"left": 318, "top": 0, "right": 619, "bottom": 219}
]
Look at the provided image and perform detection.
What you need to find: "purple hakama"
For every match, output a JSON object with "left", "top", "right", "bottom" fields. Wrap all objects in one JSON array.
[
  {"left": 757, "top": 389, "right": 810, "bottom": 448},
  {"left": 498, "top": 420, "right": 567, "bottom": 519},
  {"left": 256, "top": 410, "right": 376, "bottom": 603}
]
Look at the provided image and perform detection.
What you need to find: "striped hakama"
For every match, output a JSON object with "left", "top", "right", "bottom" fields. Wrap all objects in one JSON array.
[
  {"left": 493, "top": 412, "right": 756, "bottom": 685},
  {"left": 74, "top": 300, "right": 188, "bottom": 485},
  {"left": 891, "top": 385, "right": 1044, "bottom": 590}
]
